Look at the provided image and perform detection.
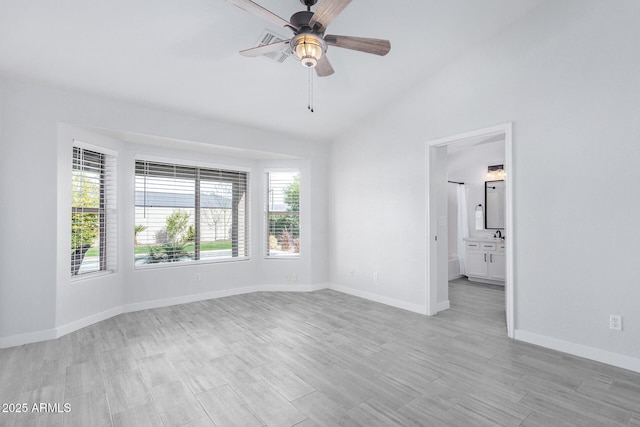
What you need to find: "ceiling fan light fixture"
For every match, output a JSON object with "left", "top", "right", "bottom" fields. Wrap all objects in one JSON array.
[{"left": 291, "top": 33, "right": 326, "bottom": 68}]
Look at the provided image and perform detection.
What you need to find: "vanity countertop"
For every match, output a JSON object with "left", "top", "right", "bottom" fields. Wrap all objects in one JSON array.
[{"left": 464, "top": 237, "right": 506, "bottom": 243}]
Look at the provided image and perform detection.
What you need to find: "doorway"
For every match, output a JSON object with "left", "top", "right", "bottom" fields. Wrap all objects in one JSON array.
[{"left": 425, "top": 123, "right": 514, "bottom": 337}]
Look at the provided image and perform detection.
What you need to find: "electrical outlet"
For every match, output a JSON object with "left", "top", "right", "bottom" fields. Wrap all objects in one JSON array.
[
  {"left": 373, "top": 272, "right": 379, "bottom": 282},
  {"left": 194, "top": 273, "right": 201, "bottom": 281},
  {"left": 610, "top": 314, "right": 622, "bottom": 331}
]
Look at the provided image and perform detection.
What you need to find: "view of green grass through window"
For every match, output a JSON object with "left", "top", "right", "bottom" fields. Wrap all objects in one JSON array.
[
  {"left": 71, "top": 146, "right": 116, "bottom": 276},
  {"left": 134, "top": 160, "right": 249, "bottom": 266},
  {"left": 266, "top": 170, "right": 300, "bottom": 257}
]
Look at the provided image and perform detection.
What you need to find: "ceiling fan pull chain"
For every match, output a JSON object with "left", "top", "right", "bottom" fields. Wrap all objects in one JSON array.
[
  {"left": 308, "top": 67, "right": 314, "bottom": 113},
  {"left": 307, "top": 67, "right": 311, "bottom": 111}
]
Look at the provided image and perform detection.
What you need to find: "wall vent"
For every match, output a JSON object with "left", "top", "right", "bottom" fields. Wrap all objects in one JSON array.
[{"left": 256, "top": 30, "right": 290, "bottom": 63}]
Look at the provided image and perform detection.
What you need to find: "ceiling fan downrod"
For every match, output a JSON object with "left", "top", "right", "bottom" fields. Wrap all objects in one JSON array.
[{"left": 300, "top": 0, "right": 318, "bottom": 12}]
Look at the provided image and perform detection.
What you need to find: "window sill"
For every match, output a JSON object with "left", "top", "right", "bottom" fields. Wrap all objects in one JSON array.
[
  {"left": 134, "top": 256, "right": 250, "bottom": 270},
  {"left": 70, "top": 270, "right": 115, "bottom": 283},
  {"left": 265, "top": 255, "right": 301, "bottom": 260}
]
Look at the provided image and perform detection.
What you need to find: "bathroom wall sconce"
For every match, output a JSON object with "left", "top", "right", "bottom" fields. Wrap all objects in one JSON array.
[{"left": 486, "top": 164, "right": 505, "bottom": 180}]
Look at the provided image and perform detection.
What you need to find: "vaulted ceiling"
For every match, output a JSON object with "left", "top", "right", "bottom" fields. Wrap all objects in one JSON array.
[{"left": 0, "top": 0, "right": 546, "bottom": 141}]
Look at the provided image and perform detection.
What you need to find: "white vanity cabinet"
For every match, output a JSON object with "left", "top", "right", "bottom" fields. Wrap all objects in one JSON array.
[{"left": 465, "top": 238, "right": 505, "bottom": 285}]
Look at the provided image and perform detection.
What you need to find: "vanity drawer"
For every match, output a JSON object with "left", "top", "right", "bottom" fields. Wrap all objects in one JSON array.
[
  {"left": 466, "top": 242, "right": 481, "bottom": 250},
  {"left": 481, "top": 242, "right": 496, "bottom": 250}
]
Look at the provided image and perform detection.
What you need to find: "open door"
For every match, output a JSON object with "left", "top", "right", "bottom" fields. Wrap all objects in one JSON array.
[
  {"left": 428, "top": 145, "right": 449, "bottom": 313},
  {"left": 426, "top": 123, "right": 514, "bottom": 338}
]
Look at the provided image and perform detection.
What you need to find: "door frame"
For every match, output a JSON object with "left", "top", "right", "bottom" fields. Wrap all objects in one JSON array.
[{"left": 425, "top": 122, "right": 514, "bottom": 338}]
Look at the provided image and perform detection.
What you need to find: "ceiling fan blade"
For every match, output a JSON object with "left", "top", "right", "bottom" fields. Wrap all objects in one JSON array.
[
  {"left": 309, "top": 0, "right": 352, "bottom": 33},
  {"left": 227, "top": 0, "right": 297, "bottom": 31},
  {"left": 324, "top": 35, "right": 391, "bottom": 56},
  {"left": 315, "top": 55, "right": 335, "bottom": 77},
  {"left": 240, "top": 40, "right": 290, "bottom": 57}
]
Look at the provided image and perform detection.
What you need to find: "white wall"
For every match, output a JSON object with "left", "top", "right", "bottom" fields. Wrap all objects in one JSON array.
[
  {"left": 330, "top": 0, "right": 640, "bottom": 370},
  {"left": 0, "top": 79, "right": 330, "bottom": 346}
]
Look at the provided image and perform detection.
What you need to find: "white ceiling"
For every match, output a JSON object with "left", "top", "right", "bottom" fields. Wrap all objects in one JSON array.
[{"left": 0, "top": 0, "right": 546, "bottom": 142}]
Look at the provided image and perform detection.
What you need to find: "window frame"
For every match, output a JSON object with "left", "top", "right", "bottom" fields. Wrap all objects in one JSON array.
[
  {"left": 134, "top": 157, "right": 250, "bottom": 268},
  {"left": 71, "top": 144, "right": 117, "bottom": 278},
  {"left": 265, "top": 168, "right": 300, "bottom": 259}
]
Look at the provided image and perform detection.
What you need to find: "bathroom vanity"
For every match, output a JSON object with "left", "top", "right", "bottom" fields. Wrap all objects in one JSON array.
[{"left": 464, "top": 238, "right": 505, "bottom": 285}]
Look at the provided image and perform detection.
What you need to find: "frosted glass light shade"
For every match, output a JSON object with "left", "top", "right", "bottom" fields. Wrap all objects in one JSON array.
[{"left": 291, "top": 34, "right": 326, "bottom": 68}]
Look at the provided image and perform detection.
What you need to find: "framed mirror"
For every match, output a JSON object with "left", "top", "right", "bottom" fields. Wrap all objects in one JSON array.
[{"left": 485, "top": 180, "right": 505, "bottom": 229}]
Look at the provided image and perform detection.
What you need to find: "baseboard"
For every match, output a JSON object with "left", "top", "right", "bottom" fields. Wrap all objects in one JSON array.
[
  {"left": 514, "top": 329, "right": 640, "bottom": 374},
  {"left": 466, "top": 276, "right": 505, "bottom": 286},
  {"left": 123, "top": 286, "right": 262, "bottom": 313},
  {"left": 257, "top": 283, "right": 328, "bottom": 293},
  {"left": 0, "top": 328, "right": 57, "bottom": 349},
  {"left": 436, "top": 300, "right": 450, "bottom": 312},
  {"left": 328, "top": 283, "right": 427, "bottom": 315},
  {"left": 56, "top": 306, "right": 124, "bottom": 338},
  {"left": 0, "top": 283, "right": 328, "bottom": 349},
  {"left": 123, "top": 283, "right": 328, "bottom": 313}
]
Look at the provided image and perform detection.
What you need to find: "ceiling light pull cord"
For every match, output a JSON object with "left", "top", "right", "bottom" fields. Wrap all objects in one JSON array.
[{"left": 308, "top": 67, "right": 314, "bottom": 113}]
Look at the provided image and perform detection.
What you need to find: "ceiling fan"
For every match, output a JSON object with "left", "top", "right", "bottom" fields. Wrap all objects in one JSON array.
[{"left": 228, "top": 0, "right": 391, "bottom": 77}]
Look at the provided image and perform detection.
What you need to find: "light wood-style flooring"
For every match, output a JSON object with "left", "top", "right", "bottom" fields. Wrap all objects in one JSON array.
[{"left": 1, "top": 278, "right": 639, "bottom": 426}]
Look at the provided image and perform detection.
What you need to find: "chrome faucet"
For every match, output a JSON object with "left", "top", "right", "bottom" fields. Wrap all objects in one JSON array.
[{"left": 494, "top": 230, "right": 502, "bottom": 239}]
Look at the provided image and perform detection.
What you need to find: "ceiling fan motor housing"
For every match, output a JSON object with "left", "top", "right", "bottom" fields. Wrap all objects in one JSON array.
[{"left": 290, "top": 11, "right": 315, "bottom": 31}]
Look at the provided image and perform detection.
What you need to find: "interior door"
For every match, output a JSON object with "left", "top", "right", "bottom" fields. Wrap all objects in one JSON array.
[{"left": 429, "top": 145, "right": 449, "bottom": 311}]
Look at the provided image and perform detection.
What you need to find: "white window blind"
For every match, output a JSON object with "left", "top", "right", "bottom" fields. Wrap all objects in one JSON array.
[
  {"left": 71, "top": 146, "right": 117, "bottom": 276},
  {"left": 265, "top": 170, "right": 300, "bottom": 258},
  {"left": 135, "top": 160, "right": 249, "bottom": 266}
]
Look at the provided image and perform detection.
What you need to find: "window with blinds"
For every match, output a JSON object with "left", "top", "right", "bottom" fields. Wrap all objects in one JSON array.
[
  {"left": 71, "top": 146, "right": 117, "bottom": 276},
  {"left": 265, "top": 170, "right": 300, "bottom": 258},
  {"left": 135, "top": 160, "right": 249, "bottom": 266}
]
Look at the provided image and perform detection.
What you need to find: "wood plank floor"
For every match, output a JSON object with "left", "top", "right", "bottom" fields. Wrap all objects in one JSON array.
[{"left": 1, "top": 279, "right": 639, "bottom": 426}]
